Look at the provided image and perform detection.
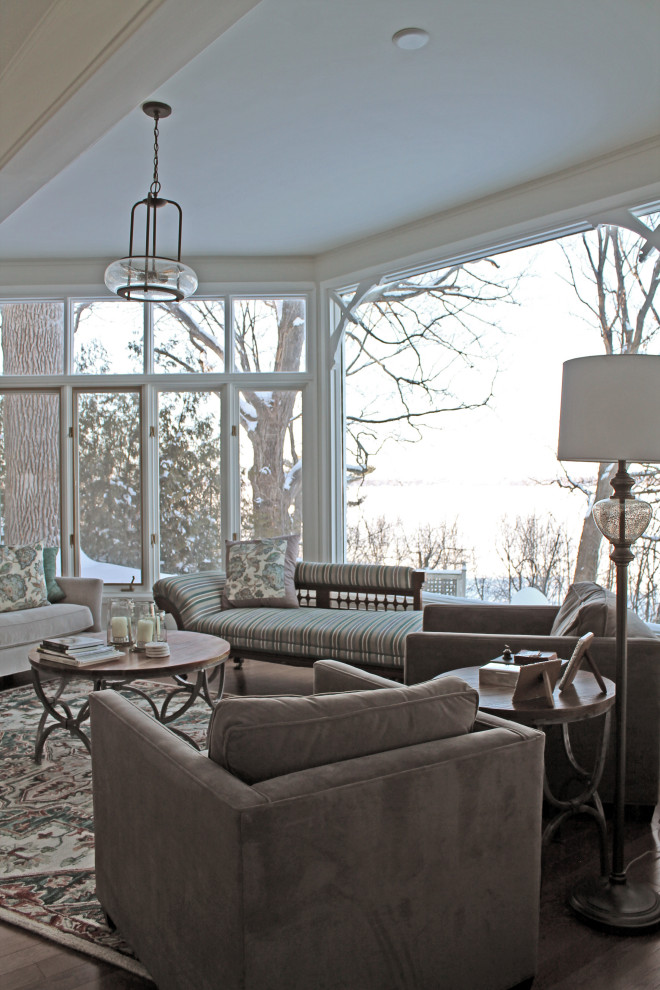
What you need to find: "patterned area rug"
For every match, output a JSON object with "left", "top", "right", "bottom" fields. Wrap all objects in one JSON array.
[{"left": 0, "top": 679, "right": 215, "bottom": 978}]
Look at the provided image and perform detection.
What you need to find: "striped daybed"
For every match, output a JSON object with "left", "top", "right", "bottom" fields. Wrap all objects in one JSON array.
[{"left": 153, "top": 562, "right": 425, "bottom": 678}]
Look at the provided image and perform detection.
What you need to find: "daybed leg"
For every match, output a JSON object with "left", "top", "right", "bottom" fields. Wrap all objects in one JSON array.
[
  {"left": 234, "top": 657, "right": 244, "bottom": 669},
  {"left": 102, "top": 909, "right": 116, "bottom": 931}
]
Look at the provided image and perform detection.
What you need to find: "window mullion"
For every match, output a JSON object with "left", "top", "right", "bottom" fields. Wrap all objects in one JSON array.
[
  {"left": 144, "top": 301, "right": 154, "bottom": 373},
  {"left": 60, "top": 386, "right": 75, "bottom": 575},
  {"left": 144, "top": 383, "right": 158, "bottom": 592},
  {"left": 223, "top": 384, "right": 239, "bottom": 544}
]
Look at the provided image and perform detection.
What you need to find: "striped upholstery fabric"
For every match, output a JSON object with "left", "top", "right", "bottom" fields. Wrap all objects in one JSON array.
[
  {"left": 190, "top": 606, "right": 422, "bottom": 669},
  {"left": 153, "top": 572, "right": 226, "bottom": 629},
  {"left": 153, "top": 566, "right": 423, "bottom": 669},
  {"left": 295, "top": 561, "right": 417, "bottom": 592}
]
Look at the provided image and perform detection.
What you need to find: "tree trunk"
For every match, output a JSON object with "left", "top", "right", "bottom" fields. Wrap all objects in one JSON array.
[
  {"left": 573, "top": 461, "right": 614, "bottom": 583},
  {"left": 243, "top": 299, "right": 305, "bottom": 537},
  {"left": 1, "top": 303, "right": 63, "bottom": 545}
]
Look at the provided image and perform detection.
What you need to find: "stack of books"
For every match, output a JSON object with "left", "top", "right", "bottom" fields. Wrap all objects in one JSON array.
[{"left": 37, "top": 635, "right": 124, "bottom": 666}]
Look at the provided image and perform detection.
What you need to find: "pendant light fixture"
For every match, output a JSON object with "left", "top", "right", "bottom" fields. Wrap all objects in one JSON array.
[{"left": 104, "top": 101, "right": 198, "bottom": 302}]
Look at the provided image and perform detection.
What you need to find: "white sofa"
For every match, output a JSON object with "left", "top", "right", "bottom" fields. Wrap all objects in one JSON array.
[{"left": 0, "top": 576, "right": 104, "bottom": 678}]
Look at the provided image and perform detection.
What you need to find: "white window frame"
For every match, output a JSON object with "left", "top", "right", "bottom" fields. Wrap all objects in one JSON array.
[{"left": 0, "top": 286, "right": 315, "bottom": 596}]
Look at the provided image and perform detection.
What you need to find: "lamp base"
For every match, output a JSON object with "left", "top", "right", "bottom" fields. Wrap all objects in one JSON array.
[{"left": 570, "top": 875, "right": 660, "bottom": 932}]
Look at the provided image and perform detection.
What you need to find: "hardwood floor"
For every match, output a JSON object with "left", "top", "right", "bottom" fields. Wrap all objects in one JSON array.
[{"left": 2, "top": 659, "right": 659, "bottom": 989}]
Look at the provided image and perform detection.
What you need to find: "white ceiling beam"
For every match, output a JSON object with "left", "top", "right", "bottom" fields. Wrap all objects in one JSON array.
[{"left": 0, "top": 0, "right": 263, "bottom": 223}]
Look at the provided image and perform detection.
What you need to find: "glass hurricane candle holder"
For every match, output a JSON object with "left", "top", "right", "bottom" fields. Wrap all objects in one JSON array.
[
  {"left": 156, "top": 609, "right": 168, "bottom": 642},
  {"left": 108, "top": 599, "right": 132, "bottom": 647},
  {"left": 134, "top": 602, "right": 157, "bottom": 651}
]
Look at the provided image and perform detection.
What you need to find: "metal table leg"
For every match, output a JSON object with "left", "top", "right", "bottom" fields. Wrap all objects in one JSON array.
[
  {"left": 541, "top": 709, "right": 612, "bottom": 876},
  {"left": 31, "top": 668, "right": 92, "bottom": 763}
]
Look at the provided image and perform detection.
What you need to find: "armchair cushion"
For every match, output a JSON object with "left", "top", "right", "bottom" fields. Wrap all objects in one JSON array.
[
  {"left": 551, "top": 581, "right": 651, "bottom": 637},
  {"left": 208, "top": 674, "right": 478, "bottom": 783}
]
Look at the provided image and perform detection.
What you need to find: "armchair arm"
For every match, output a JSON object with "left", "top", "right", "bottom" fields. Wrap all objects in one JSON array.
[
  {"left": 90, "top": 691, "right": 266, "bottom": 990},
  {"left": 405, "top": 631, "right": 578, "bottom": 685},
  {"left": 422, "top": 602, "right": 558, "bottom": 635},
  {"left": 313, "top": 659, "right": 398, "bottom": 693},
  {"left": 54, "top": 576, "right": 103, "bottom": 631}
]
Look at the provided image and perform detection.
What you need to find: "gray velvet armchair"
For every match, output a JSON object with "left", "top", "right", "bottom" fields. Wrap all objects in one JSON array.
[{"left": 90, "top": 663, "right": 544, "bottom": 990}]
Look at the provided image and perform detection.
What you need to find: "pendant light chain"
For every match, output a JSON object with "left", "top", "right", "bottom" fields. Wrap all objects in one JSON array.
[{"left": 150, "top": 112, "right": 162, "bottom": 197}]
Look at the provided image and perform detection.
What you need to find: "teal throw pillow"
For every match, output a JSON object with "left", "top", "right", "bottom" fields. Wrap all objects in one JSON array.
[{"left": 43, "top": 546, "right": 65, "bottom": 603}]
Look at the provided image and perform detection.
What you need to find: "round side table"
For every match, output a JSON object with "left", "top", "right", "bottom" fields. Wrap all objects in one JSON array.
[{"left": 449, "top": 666, "right": 616, "bottom": 875}]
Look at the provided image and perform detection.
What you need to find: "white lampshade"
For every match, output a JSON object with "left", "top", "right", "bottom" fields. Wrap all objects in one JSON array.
[{"left": 558, "top": 355, "right": 660, "bottom": 464}]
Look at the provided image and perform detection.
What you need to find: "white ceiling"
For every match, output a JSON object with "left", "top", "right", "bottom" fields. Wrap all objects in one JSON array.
[{"left": 1, "top": 0, "right": 659, "bottom": 266}]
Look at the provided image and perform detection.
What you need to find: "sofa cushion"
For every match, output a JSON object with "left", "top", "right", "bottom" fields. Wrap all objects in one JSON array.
[
  {"left": 0, "top": 602, "right": 93, "bottom": 649},
  {"left": 0, "top": 543, "right": 49, "bottom": 613},
  {"left": 551, "top": 582, "right": 650, "bottom": 638},
  {"left": 190, "top": 605, "right": 423, "bottom": 669},
  {"left": 221, "top": 535, "right": 299, "bottom": 609},
  {"left": 208, "top": 675, "right": 478, "bottom": 783}
]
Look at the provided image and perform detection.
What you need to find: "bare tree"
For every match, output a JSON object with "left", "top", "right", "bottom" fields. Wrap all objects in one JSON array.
[
  {"left": 347, "top": 514, "right": 470, "bottom": 570},
  {"left": 346, "top": 515, "right": 398, "bottom": 565},
  {"left": 496, "top": 513, "right": 574, "bottom": 604},
  {"left": 344, "top": 260, "right": 519, "bottom": 476},
  {"left": 397, "top": 519, "right": 469, "bottom": 570},
  {"left": 558, "top": 219, "right": 660, "bottom": 582}
]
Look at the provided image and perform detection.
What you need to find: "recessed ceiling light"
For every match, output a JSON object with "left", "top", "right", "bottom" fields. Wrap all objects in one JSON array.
[{"left": 392, "top": 27, "right": 430, "bottom": 50}]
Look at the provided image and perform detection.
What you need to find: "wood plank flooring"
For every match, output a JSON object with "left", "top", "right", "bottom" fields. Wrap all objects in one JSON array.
[{"left": 2, "top": 659, "right": 659, "bottom": 989}]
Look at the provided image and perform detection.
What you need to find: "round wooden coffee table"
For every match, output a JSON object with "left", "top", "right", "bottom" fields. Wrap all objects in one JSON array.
[
  {"left": 29, "top": 630, "right": 230, "bottom": 761},
  {"left": 451, "top": 666, "right": 616, "bottom": 874}
]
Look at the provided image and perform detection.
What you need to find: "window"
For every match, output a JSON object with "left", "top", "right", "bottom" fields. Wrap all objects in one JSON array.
[
  {"left": 159, "top": 390, "right": 222, "bottom": 573},
  {"left": 0, "top": 301, "right": 63, "bottom": 375},
  {"left": 340, "top": 212, "right": 660, "bottom": 614},
  {"left": 239, "top": 390, "right": 302, "bottom": 544},
  {"left": 154, "top": 301, "right": 225, "bottom": 373},
  {"left": 0, "top": 390, "right": 60, "bottom": 545},
  {"left": 233, "top": 297, "right": 306, "bottom": 372},
  {"left": 75, "top": 390, "right": 142, "bottom": 583},
  {"left": 0, "top": 291, "right": 311, "bottom": 589},
  {"left": 73, "top": 300, "right": 143, "bottom": 374}
]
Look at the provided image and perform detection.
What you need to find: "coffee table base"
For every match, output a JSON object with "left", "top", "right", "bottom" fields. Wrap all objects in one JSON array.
[{"left": 30, "top": 666, "right": 224, "bottom": 762}]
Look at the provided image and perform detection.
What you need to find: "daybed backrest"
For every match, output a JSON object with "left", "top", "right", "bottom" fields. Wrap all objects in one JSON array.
[{"left": 294, "top": 561, "right": 424, "bottom": 611}]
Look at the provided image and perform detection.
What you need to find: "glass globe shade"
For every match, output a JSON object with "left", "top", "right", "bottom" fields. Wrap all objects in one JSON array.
[
  {"left": 592, "top": 497, "right": 652, "bottom": 544},
  {"left": 104, "top": 257, "right": 198, "bottom": 302}
]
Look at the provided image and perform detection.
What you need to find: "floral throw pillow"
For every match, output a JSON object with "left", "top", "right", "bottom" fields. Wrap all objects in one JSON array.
[
  {"left": 0, "top": 543, "right": 49, "bottom": 613},
  {"left": 221, "top": 535, "right": 300, "bottom": 609}
]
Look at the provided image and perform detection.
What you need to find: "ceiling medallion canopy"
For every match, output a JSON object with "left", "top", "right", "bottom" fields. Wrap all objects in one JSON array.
[
  {"left": 392, "top": 27, "right": 430, "bottom": 50},
  {"left": 104, "top": 101, "right": 198, "bottom": 303}
]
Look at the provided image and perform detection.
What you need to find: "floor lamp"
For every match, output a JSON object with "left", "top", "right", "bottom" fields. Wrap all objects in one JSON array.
[{"left": 558, "top": 354, "right": 660, "bottom": 931}]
